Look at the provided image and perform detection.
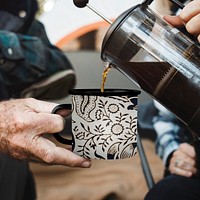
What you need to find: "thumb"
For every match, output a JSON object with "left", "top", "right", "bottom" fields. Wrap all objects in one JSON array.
[{"left": 163, "top": 15, "right": 184, "bottom": 27}]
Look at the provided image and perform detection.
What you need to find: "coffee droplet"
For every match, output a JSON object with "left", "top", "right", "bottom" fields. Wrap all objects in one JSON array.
[{"left": 101, "top": 64, "right": 111, "bottom": 93}]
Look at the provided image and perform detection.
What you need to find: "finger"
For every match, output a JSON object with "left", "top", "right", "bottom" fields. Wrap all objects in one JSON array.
[
  {"left": 172, "top": 156, "right": 196, "bottom": 170},
  {"left": 55, "top": 108, "right": 72, "bottom": 118},
  {"left": 27, "top": 113, "right": 65, "bottom": 134},
  {"left": 179, "top": 143, "right": 196, "bottom": 158},
  {"left": 170, "top": 158, "right": 197, "bottom": 176},
  {"left": 185, "top": 14, "right": 200, "bottom": 36},
  {"left": 181, "top": 159, "right": 196, "bottom": 169},
  {"left": 163, "top": 15, "right": 184, "bottom": 27},
  {"left": 25, "top": 98, "right": 58, "bottom": 113},
  {"left": 50, "top": 146, "right": 91, "bottom": 168},
  {"left": 30, "top": 136, "right": 91, "bottom": 168},
  {"left": 178, "top": 160, "right": 197, "bottom": 174},
  {"left": 197, "top": 34, "right": 200, "bottom": 43},
  {"left": 171, "top": 166, "right": 193, "bottom": 177},
  {"left": 179, "top": 0, "right": 200, "bottom": 23},
  {"left": 172, "top": 150, "right": 185, "bottom": 160}
]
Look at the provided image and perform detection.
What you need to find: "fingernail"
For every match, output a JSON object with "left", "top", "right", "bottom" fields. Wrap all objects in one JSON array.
[
  {"left": 186, "top": 172, "right": 192, "bottom": 177},
  {"left": 81, "top": 161, "right": 91, "bottom": 168}
]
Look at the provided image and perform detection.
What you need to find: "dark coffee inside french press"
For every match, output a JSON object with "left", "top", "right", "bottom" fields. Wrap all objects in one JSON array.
[{"left": 74, "top": 0, "right": 200, "bottom": 134}]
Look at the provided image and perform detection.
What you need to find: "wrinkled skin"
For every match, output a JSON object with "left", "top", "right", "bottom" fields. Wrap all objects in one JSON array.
[
  {"left": 164, "top": 0, "right": 200, "bottom": 42},
  {"left": 0, "top": 98, "right": 91, "bottom": 168}
]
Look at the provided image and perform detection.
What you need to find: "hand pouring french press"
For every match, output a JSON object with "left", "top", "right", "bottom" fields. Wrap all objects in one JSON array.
[{"left": 74, "top": 0, "right": 200, "bottom": 134}]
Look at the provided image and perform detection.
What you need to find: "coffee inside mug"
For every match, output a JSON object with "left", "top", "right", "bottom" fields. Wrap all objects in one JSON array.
[
  {"left": 52, "top": 89, "right": 141, "bottom": 160},
  {"left": 68, "top": 89, "right": 141, "bottom": 96}
]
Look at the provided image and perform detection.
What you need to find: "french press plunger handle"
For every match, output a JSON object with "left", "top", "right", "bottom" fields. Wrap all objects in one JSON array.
[
  {"left": 73, "top": 0, "right": 88, "bottom": 8},
  {"left": 73, "top": 0, "right": 112, "bottom": 24}
]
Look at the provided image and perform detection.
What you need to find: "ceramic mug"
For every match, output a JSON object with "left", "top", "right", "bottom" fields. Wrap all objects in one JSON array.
[{"left": 52, "top": 89, "right": 141, "bottom": 160}]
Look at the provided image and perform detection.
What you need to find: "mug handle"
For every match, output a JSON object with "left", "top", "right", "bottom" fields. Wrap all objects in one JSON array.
[{"left": 51, "top": 104, "right": 73, "bottom": 145}]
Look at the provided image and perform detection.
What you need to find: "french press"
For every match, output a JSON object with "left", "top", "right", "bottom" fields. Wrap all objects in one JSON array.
[{"left": 74, "top": 0, "right": 200, "bottom": 134}]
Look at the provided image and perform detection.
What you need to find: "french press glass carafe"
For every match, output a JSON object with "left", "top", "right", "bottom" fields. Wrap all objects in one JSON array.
[{"left": 101, "top": 0, "right": 200, "bottom": 134}]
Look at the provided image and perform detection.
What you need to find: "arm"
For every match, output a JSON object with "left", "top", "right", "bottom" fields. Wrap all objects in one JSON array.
[
  {"left": 153, "top": 101, "right": 194, "bottom": 176},
  {"left": 156, "top": 0, "right": 200, "bottom": 177},
  {"left": 0, "top": 98, "right": 91, "bottom": 168},
  {"left": 0, "top": 20, "right": 74, "bottom": 87}
]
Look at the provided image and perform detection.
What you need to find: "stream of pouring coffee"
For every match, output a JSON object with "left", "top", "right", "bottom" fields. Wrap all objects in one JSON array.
[
  {"left": 101, "top": 63, "right": 112, "bottom": 92},
  {"left": 73, "top": 1, "right": 114, "bottom": 93}
]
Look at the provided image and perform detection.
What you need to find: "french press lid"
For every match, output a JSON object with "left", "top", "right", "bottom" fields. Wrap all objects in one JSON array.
[
  {"left": 100, "top": 1, "right": 158, "bottom": 64},
  {"left": 101, "top": 0, "right": 186, "bottom": 63}
]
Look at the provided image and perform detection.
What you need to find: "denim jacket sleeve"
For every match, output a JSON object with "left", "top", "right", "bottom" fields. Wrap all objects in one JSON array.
[
  {"left": 153, "top": 101, "right": 193, "bottom": 166},
  {"left": 0, "top": 20, "right": 73, "bottom": 86}
]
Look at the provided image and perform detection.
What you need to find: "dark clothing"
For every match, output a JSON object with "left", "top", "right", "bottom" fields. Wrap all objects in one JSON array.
[
  {"left": 0, "top": 19, "right": 73, "bottom": 98},
  {"left": 0, "top": 0, "right": 74, "bottom": 99},
  {"left": 0, "top": 154, "right": 36, "bottom": 200},
  {"left": 0, "top": 0, "right": 38, "bottom": 33},
  {"left": 144, "top": 175, "right": 200, "bottom": 200}
]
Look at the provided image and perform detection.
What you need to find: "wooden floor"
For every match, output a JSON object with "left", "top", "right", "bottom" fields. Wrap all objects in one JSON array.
[{"left": 30, "top": 139, "right": 164, "bottom": 200}]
